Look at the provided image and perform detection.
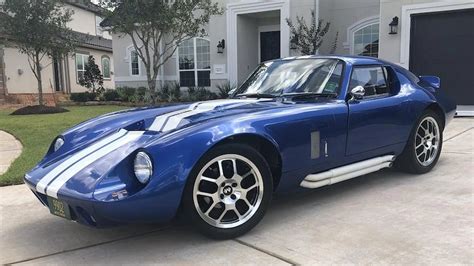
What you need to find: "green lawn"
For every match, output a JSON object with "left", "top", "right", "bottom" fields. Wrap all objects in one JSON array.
[{"left": 0, "top": 105, "right": 127, "bottom": 186}]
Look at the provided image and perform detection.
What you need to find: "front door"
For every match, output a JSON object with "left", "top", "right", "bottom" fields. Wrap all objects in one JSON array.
[
  {"left": 260, "top": 31, "right": 280, "bottom": 62},
  {"left": 346, "top": 65, "right": 408, "bottom": 155},
  {"left": 53, "top": 57, "right": 64, "bottom": 92}
]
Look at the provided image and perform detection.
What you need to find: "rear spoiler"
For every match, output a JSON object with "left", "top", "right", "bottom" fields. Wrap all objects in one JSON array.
[{"left": 419, "top": 76, "right": 440, "bottom": 89}]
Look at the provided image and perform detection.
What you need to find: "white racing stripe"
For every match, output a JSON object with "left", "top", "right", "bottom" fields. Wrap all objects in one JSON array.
[
  {"left": 148, "top": 108, "right": 193, "bottom": 132},
  {"left": 45, "top": 131, "right": 144, "bottom": 198},
  {"left": 161, "top": 104, "right": 215, "bottom": 132},
  {"left": 151, "top": 99, "right": 266, "bottom": 133},
  {"left": 36, "top": 129, "right": 128, "bottom": 194}
]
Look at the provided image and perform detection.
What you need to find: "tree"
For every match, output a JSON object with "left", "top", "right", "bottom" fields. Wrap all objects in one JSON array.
[
  {"left": 0, "top": 0, "right": 77, "bottom": 105},
  {"left": 101, "top": 0, "right": 222, "bottom": 103},
  {"left": 79, "top": 56, "right": 104, "bottom": 95},
  {"left": 286, "top": 10, "right": 337, "bottom": 55}
]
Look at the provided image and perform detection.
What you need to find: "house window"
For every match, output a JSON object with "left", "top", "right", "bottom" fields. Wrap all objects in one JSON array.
[
  {"left": 178, "top": 38, "right": 211, "bottom": 87},
  {"left": 95, "top": 16, "right": 103, "bottom": 37},
  {"left": 75, "top": 53, "right": 89, "bottom": 83},
  {"left": 353, "top": 23, "right": 379, "bottom": 57},
  {"left": 130, "top": 50, "right": 140, "bottom": 76},
  {"left": 102, "top": 56, "right": 111, "bottom": 79}
]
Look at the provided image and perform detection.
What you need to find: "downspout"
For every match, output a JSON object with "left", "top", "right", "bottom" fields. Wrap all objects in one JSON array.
[
  {"left": 64, "top": 54, "right": 71, "bottom": 94},
  {"left": 314, "top": 0, "right": 320, "bottom": 55},
  {"left": 160, "top": 39, "right": 164, "bottom": 89}
]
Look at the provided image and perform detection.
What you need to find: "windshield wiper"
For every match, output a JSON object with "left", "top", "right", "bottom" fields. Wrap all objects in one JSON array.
[
  {"left": 236, "top": 93, "right": 279, "bottom": 99},
  {"left": 282, "top": 92, "right": 338, "bottom": 99}
]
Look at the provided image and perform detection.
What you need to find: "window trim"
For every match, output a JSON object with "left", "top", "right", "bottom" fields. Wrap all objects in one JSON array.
[
  {"left": 75, "top": 53, "right": 89, "bottom": 84},
  {"left": 177, "top": 37, "right": 211, "bottom": 87},
  {"left": 348, "top": 65, "right": 391, "bottom": 101},
  {"left": 345, "top": 16, "right": 380, "bottom": 56},
  {"left": 101, "top": 55, "right": 111, "bottom": 80}
]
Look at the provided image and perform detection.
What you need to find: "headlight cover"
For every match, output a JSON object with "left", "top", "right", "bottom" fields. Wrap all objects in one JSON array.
[
  {"left": 134, "top": 151, "right": 153, "bottom": 184},
  {"left": 53, "top": 137, "right": 64, "bottom": 152}
]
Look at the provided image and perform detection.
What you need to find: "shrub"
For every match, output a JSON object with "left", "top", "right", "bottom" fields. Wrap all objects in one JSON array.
[
  {"left": 70, "top": 92, "right": 96, "bottom": 102},
  {"left": 116, "top": 87, "right": 136, "bottom": 102},
  {"left": 131, "top": 87, "right": 147, "bottom": 103},
  {"left": 102, "top": 89, "right": 120, "bottom": 101},
  {"left": 159, "top": 82, "right": 181, "bottom": 102},
  {"left": 216, "top": 81, "right": 236, "bottom": 99},
  {"left": 187, "top": 87, "right": 218, "bottom": 102}
]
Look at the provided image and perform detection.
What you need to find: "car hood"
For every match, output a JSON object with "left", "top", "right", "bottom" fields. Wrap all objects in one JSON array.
[{"left": 39, "top": 99, "right": 282, "bottom": 164}]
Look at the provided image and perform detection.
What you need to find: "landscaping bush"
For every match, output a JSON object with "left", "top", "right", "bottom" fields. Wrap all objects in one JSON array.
[
  {"left": 131, "top": 87, "right": 148, "bottom": 103},
  {"left": 70, "top": 92, "right": 96, "bottom": 102},
  {"left": 216, "top": 81, "right": 236, "bottom": 99},
  {"left": 116, "top": 86, "right": 136, "bottom": 102},
  {"left": 159, "top": 82, "right": 181, "bottom": 102},
  {"left": 102, "top": 89, "right": 120, "bottom": 101},
  {"left": 186, "top": 87, "right": 218, "bottom": 102}
]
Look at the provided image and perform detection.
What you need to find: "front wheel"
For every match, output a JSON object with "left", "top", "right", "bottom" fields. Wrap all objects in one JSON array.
[
  {"left": 396, "top": 110, "right": 443, "bottom": 174},
  {"left": 183, "top": 144, "right": 273, "bottom": 239}
]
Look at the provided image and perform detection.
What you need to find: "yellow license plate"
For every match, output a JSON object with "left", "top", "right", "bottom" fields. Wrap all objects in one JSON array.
[{"left": 47, "top": 197, "right": 71, "bottom": 220}]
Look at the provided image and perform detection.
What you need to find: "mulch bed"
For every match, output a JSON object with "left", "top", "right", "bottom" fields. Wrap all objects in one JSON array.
[{"left": 10, "top": 105, "right": 69, "bottom": 115}]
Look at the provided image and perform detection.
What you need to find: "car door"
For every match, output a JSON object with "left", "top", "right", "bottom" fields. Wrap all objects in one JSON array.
[{"left": 346, "top": 65, "right": 407, "bottom": 156}]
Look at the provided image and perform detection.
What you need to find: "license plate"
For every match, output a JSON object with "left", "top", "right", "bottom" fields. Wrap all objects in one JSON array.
[{"left": 47, "top": 197, "right": 71, "bottom": 220}]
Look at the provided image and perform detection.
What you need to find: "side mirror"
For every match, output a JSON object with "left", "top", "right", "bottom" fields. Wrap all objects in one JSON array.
[
  {"left": 419, "top": 75, "right": 440, "bottom": 89},
  {"left": 350, "top": 86, "right": 365, "bottom": 101}
]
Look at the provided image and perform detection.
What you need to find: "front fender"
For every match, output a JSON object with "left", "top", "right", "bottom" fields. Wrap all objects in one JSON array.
[{"left": 144, "top": 120, "right": 280, "bottom": 212}]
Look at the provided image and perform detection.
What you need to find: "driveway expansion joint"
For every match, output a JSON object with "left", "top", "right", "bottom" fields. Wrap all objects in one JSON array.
[
  {"left": 444, "top": 126, "right": 473, "bottom": 142},
  {"left": 6, "top": 227, "right": 167, "bottom": 265},
  {"left": 234, "top": 238, "right": 299, "bottom": 265}
]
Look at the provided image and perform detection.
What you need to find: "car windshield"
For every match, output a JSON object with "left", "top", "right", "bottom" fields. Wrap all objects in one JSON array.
[{"left": 236, "top": 59, "right": 344, "bottom": 97}]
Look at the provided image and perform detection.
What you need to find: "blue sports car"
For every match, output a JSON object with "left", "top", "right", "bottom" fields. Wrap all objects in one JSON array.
[{"left": 25, "top": 56, "right": 456, "bottom": 239}]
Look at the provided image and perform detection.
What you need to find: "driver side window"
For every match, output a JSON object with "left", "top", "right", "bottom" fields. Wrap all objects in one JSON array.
[{"left": 350, "top": 66, "right": 389, "bottom": 97}]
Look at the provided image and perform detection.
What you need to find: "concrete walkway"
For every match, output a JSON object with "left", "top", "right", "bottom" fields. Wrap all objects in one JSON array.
[
  {"left": 0, "top": 119, "right": 473, "bottom": 265},
  {"left": 0, "top": 130, "right": 22, "bottom": 175}
]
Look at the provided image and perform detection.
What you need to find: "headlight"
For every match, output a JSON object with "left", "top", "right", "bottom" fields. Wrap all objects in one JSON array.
[
  {"left": 134, "top": 151, "right": 153, "bottom": 184},
  {"left": 54, "top": 137, "right": 64, "bottom": 152}
]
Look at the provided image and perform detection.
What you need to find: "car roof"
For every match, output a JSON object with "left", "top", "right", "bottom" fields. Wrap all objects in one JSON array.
[{"left": 275, "top": 55, "right": 385, "bottom": 66}]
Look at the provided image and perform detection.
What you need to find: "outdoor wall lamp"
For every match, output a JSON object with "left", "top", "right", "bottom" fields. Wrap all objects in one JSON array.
[
  {"left": 217, "top": 39, "right": 225, "bottom": 54},
  {"left": 389, "top": 16, "right": 399, "bottom": 35}
]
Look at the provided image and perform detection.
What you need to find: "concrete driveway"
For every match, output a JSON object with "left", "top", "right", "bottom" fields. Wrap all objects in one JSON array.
[{"left": 1, "top": 118, "right": 473, "bottom": 265}]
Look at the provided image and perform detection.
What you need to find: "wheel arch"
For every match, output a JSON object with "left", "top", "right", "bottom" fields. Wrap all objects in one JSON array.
[
  {"left": 426, "top": 103, "right": 446, "bottom": 130},
  {"left": 214, "top": 133, "right": 283, "bottom": 191}
]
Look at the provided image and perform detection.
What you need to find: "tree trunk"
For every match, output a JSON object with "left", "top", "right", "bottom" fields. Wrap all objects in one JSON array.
[
  {"left": 35, "top": 53, "right": 44, "bottom": 106},
  {"left": 145, "top": 67, "right": 157, "bottom": 104},
  {"left": 147, "top": 78, "right": 156, "bottom": 104}
]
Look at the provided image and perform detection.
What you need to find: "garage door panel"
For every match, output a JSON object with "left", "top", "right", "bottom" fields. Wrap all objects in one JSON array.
[{"left": 410, "top": 9, "right": 474, "bottom": 106}]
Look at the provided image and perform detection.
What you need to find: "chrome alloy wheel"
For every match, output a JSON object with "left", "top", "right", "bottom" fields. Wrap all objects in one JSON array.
[
  {"left": 415, "top": 117, "right": 440, "bottom": 167},
  {"left": 192, "top": 154, "right": 264, "bottom": 229}
]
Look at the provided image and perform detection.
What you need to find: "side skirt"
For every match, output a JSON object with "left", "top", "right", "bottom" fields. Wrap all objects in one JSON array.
[{"left": 300, "top": 155, "right": 395, "bottom": 189}]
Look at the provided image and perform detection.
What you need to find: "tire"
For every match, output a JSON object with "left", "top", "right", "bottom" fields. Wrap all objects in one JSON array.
[
  {"left": 183, "top": 143, "right": 273, "bottom": 239},
  {"left": 395, "top": 110, "right": 443, "bottom": 174}
]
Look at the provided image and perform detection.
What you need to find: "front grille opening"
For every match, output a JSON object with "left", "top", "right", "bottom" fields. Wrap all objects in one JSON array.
[
  {"left": 31, "top": 190, "right": 47, "bottom": 206},
  {"left": 75, "top": 206, "right": 97, "bottom": 226}
]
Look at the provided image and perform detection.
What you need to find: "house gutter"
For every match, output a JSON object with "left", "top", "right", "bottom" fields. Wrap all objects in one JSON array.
[{"left": 314, "top": 0, "right": 320, "bottom": 55}]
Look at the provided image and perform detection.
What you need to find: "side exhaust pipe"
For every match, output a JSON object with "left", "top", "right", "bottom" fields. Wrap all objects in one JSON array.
[{"left": 300, "top": 155, "right": 395, "bottom": 189}]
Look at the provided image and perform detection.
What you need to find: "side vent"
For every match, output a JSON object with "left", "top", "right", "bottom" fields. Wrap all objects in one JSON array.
[{"left": 311, "top": 131, "right": 320, "bottom": 159}]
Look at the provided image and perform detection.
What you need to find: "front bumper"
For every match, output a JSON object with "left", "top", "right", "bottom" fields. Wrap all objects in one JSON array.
[{"left": 24, "top": 177, "right": 181, "bottom": 227}]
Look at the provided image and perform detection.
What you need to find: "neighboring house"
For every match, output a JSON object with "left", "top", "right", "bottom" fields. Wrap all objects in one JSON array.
[
  {"left": 111, "top": 0, "right": 473, "bottom": 115},
  {"left": 0, "top": 0, "right": 115, "bottom": 105}
]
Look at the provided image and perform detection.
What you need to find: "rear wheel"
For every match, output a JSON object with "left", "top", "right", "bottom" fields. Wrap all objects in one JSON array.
[
  {"left": 183, "top": 144, "right": 272, "bottom": 239},
  {"left": 396, "top": 110, "right": 443, "bottom": 174}
]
